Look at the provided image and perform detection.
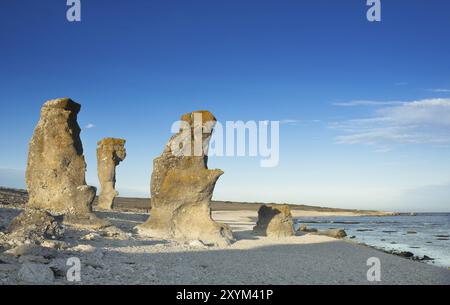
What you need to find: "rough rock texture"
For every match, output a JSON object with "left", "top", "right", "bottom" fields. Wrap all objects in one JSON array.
[
  {"left": 253, "top": 204, "right": 295, "bottom": 237},
  {"left": 313, "top": 229, "right": 347, "bottom": 239},
  {"left": 7, "top": 209, "right": 64, "bottom": 245},
  {"left": 24, "top": 98, "right": 109, "bottom": 229},
  {"left": 17, "top": 262, "right": 55, "bottom": 284},
  {"left": 298, "top": 224, "right": 318, "bottom": 233},
  {"left": 96, "top": 138, "right": 126, "bottom": 210},
  {"left": 136, "top": 110, "right": 233, "bottom": 246}
]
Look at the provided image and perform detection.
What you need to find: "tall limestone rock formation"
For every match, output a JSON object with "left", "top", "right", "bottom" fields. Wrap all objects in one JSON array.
[
  {"left": 24, "top": 98, "right": 109, "bottom": 229},
  {"left": 253, "top": 204, "right": 295, "bottom": 237},
  {"left": 96, "top": 138, "right": 126, "bottom": 210},
  {"left": 136, "top": 110, "right": 233, "bottom": 246}
]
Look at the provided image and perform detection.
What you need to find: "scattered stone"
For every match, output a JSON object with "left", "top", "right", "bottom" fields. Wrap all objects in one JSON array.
[
  {"left": 253, "top": 204, "right": 295, "bottom": 238},
  {"left": 17, "top": 262, "right": 54, "bottom": 284},
  {"left": 407, "top": 231, "right": 417, "bottom": 234},
  {"left": 24, "top": 98, "right": 109, "bottom": 229},
  {"left": 188, "top": 240, "right": 207, "bottom": 248},
  {"left": 297, "top": 224, "right": 318, "bottom": 233},
  {"left": 349, "top": 236, "right": 356, "bottom": 239},
  {"left": 7, "top": 209, "right": 64, "bottom": 244},
  {"left": 18, "top": 255, "right": 50, "bottom": 264},
  {"left": 83, "top": 259, "right": 103, "bottom": 270},
  {"left": 382, "top": 230, "right": 397, "bottom": 233},
  {"left": 96, "top": 138, "right": 126, "bottom": 210},
  {"left": 395, "top": 251, "right": 414, "bottom": 258},
  {"left": 314, "top": 229, "right": 347, "bottom": 239},
  {"left": 81, "top": 232, "right": 100, "bottom": 241},
  {"left": 68, "top": 244, "right": 96, "bottom": 253},
  {"left": 136, "top": 111, "right": 234, "bottom": 246},
  {"left": 420, "top": 255, "right": 434, "bottom": 261},
  {"left": 357, "top": 229, "right": 373, "bottom": 232},
  {"left": 4, "top": 244, "right": 57, "bottom": 259},
  {"left": 100, "top": 226, "right": 130, "bottom": 239},
  {"left": 48, "top": 258, "right": 69, "bottom": 278},
  {"left": 41, "top": 240, "right": 68, "bottom": 250},
  {"left": 63, "top": 210, "right": 111, "bottom": 230},
  {"left": 435, "top": 235, "right": 449, "bottom": 238},
  {"left": 0, "top": 187, "right": 28, "bottom": 207}
]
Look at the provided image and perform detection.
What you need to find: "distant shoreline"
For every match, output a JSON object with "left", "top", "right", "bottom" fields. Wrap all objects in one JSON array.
[{"left": 1, "top": 186, "right": 396, "bottom": 217}]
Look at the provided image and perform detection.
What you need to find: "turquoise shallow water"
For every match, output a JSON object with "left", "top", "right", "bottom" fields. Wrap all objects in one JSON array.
[{"left": 294, "top": 213, "right": 450, "bottom": 268}]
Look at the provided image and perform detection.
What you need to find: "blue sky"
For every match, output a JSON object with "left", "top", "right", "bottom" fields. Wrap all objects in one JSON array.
[{"left": 1, "top": 0, "right": 450, "bottom": 212}]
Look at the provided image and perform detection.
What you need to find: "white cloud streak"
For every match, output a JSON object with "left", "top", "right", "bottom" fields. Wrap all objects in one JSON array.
[
  {"left": 280, "top": 119, "right": 302, "bottom": 126},
  {"left": 332, "top": 98, "right": 450, "bottom": 148},
  {"left": 85, "top": 123, "right": 95, "bottom": 129},
  {"left": 427, "top": 88, "right": 450, "bottom": 93},
  {"left": 333, "top": 100, "right": 405, "bottom": 107}
]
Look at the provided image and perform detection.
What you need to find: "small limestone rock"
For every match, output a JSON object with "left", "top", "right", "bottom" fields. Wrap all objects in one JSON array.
[
  {"left": 41, "top": 240, "right": 68, "bottom": 250},
  {"left": 188, "top": 240, "right": 207, "bottom": 248},
  {"left": 81, "top": 232, "right": 100, "bottom": 241},
  {"left": 314, "top": 229, "right": 347, "bottom": 239},
  {"left": 4, "top": 244, "right": 57, "bottom": 258},
  {"left": 136, "top": 110, "right": 234, "bottom": 246},
  {"left": 18, "top": 262, "right": 55, "bottom": 284},
  {"left": 253, "top": 204, "right": 295, "bottom": 237},
  {"left": 68, "top": 244, "right": 96, "bottom": 253},
  {"left": 100, "top": 226, "right": 130, "bottom": 239},
  {"left": 7, "top": 209, "right": 64, "bottom": 244},
  {"left": 96, "top": 138, "right": 126, "bottom": 210},
  {"left": 298, "top": 224, "right": 318, "bottom": 233}
]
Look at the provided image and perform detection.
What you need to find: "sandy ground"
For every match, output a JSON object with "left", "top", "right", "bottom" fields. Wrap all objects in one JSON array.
[{"left": 1, "top": 206, "right": 449, "bottom": 285}]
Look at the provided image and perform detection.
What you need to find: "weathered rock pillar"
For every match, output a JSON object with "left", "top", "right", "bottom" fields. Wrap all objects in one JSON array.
[
  {"left": 96, "top": 138, "right": 126, "bottom": 210},
  {"left": 25, "top": 98, "right": 109, "bottom": 229},
  {"left": 136, "top": 110, "right": 233, "bottom": 246}
]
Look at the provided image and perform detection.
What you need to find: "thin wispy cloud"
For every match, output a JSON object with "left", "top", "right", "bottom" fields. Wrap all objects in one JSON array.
[
  {"left": 427, "top": 88, "right": 450, "bottom": 93},
  {"left": 395, "top": 82, "right": 408, "bottom": 86},
  {"left": 280, "top": 119, "right": 302, "bottom": 126},
  {"left": 331, "top": 98, "right": 450, "bottom": 149},
  {"left": 333, "top": 100, "right": 405, "bottom": 107},
  {"left": 85, "top": 123, "right": 95, "bottom": 129}
]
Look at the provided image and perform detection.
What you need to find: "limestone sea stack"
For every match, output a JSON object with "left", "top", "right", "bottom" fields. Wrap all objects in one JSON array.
[
  {"left": 96, "top": 138, "right": 126, "bottom": 210},
  {"left": 253, "top": 204, "right": 295, "bottom": 237},
  {"left": 25, "top": 98, "right": 109, "bottom": 229},
  {"left": 136, "top": 110, "right": 233, "bottom": 246}
]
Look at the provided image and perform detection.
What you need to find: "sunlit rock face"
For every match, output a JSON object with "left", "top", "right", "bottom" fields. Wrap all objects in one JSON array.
[
  {"left": 253, "top": 204, "right": 295, "bottom": 238},
  {"left": 25, "top": 98, "right": 109, "bottom": 229},
  {"left": 96, "top": 138, "right": 126, "bottom": 210},
  {"left": 136, "top": 110, "right": 233, "bottom": 246}
]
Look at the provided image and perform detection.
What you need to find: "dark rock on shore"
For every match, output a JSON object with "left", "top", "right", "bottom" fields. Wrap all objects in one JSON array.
[
  {"left": 297, "top": 224, "right": 318, "bottom": 233},
  {"left": 394, "top": 251, "right": 414, "bottom": 258},
  {"left": 313, "top": 229, "right": 347, "bottom": 239}
]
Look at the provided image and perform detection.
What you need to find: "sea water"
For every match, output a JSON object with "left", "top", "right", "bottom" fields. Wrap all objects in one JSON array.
[{"left": 294, "top": 213, "right": 450, "bottom": 268}]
